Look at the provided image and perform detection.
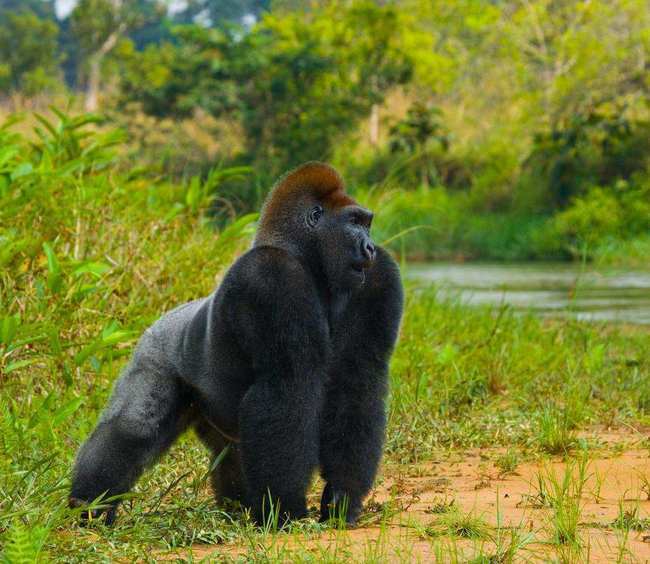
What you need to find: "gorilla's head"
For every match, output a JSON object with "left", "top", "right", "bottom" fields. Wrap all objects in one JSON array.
[{"left": 254, "top": 162, "right": 377, "bottom": 291}]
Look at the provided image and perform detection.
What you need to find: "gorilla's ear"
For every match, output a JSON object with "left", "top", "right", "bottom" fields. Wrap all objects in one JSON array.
[{"left": 307, "top": 205, "right": 324, "bottom": 228}]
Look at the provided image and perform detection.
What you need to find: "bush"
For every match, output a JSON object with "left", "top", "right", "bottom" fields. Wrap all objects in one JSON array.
[{"left": 549, "top": 179, "right": 650, "bottom": 260}]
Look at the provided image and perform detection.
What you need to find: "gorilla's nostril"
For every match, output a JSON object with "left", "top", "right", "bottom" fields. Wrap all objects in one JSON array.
[{"left": 363, "top": 241, "right": 376, "bottom": 262}]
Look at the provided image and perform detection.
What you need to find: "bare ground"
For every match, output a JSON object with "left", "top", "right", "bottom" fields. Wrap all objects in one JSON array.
[{"left": 165, "top": 429, "right": 650, "bottom": 562}]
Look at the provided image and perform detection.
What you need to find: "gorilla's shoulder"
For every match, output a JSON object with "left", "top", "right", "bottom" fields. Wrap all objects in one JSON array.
[
  {"left": 230, "top": 246, "right": 310, "bottom": 280},
  {"left": 222, "top": 246, "right": 316, "bottom": 300}
]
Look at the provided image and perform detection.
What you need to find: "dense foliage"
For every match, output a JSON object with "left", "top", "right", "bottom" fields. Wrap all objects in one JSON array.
[{"left": 1, "top": 0, "right": 647, "bottom": 262}]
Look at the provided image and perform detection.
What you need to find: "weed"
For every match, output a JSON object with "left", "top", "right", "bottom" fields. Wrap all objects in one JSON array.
[
  {"left": 425, "top": 497, "right": 456, "bottom": 515},
  {"left": 637, "top": 471, "right": 650, "bottom": 501},
  {"left": 535, "top": 406, "right": 578, "bottom": 456},
  {"left": 495, "top": 450, "right": 520, "bottom": 477},
  {"left": 423, "top": 508, "right": 491, "bottom": 540},
  {"left": 611, "top": 504, "right": 650, "bottom": 532},
  {"left": 538, "top": 457, "right": 589, "bottom": 547}
]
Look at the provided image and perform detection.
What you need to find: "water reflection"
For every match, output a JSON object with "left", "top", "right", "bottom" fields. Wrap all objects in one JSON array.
[{"left": 408, "top": 262, "right": 650, "bottom": 325}]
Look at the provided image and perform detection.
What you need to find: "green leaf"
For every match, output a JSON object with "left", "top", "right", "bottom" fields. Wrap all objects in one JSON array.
[
  {"left": 73, "top": 341, "right": 101, "bottom": 367},
  {"left": 102, "top": 330, "right": 134, "bottom": 346},
  {"left": 436, "top": 343, "right": 458, "bottom": 366},
  {"left": 1, "top": 520, "right": 48, "bottom": 564},
  {"left": 42, "top": 243, "right": 63, "bottom": 293},
  {"left": 185, "top": 176, "right": 202, "bottom": 211},
  {"left": 51, "top": 397, "right": 84, "bottom": 426},
  {"left": 74, "top": 323, "right": 135, "bottom": 367},
  {"left": 0, "top": 314, "right": 19, "bottom": 346},
  {"left": 4, "top": 358, "right": 39, "bottom": 374},
  {"left": 42, "top": 243, "right": 61, "bottom": 274},
  {"left": 73, "top": 261, "right": 111, "bottom": 278},
  {"left": 10, "top": 162, "right": 33, "bottom": 181},
  {"left": 216, "top": 213, "right": 258, "bottom": 245}
]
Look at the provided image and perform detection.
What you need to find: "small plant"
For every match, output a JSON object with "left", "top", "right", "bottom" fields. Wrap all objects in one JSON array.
[
  {"left": 538, "top": 456, "right": 589, "bottom": 548},
  {"left": 591, "top": 469, "right": 604, "bottom": 504},
  {"left": 260, "top": 492, "right": 282, "bottom": 534},
  {"left": 424, "top": 508, "right": 491, "bottom": 540},
  {"left": 491, "top": 490, "right": 536, "bottom": 564},
  {"left": 637, "top": 471, "right": 650, "bottom": 501},
  {"left": 536, "top": 406, "right": 578, "bottom": 455},
  {"left": 611, "top": 503, "right": 650, "bottom": 532},
  {"left": 425, "top": 496, "right": 456, "bottom": 515},
  {"left": 609, "top": 500, "right": 650, "bottom": 564},
  {"left": 1, "top": 521, "right": 49, "bottom": 564},
  {"left": 495, "top": 449, "right": 520, "bottom": 476}
]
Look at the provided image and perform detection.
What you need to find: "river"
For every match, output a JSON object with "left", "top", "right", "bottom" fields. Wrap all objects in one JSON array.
[{"left": 408, "top": 262, "right": 650, "bottom": 325}]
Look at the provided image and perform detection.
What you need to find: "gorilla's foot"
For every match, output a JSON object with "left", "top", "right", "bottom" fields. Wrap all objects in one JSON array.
[
  {"left": 319, "top": 486, "right": 362, "bottom": 526},
  {"left": 68, "top": 496, "right": 117, "bottom": 525},
  {"left": 250, "top": 499, "right": 309, "bottom": 528}
]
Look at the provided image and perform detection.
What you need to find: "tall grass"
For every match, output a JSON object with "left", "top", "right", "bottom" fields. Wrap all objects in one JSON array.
[
  {"left": 0, "top": 112, "right": 256, "bottom": 561},
  {"left": 387, "top": 288, "right": 650, "bottom": 461}
]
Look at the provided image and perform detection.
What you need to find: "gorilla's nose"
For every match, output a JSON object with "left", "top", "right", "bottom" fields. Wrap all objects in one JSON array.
[{"left": 361, "top": 240, "right": 376, "bottom": 263}]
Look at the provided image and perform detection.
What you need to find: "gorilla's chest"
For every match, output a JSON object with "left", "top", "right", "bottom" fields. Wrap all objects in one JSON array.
[{"left": 326, "top": 292, "right": 357, "bottom": 353}]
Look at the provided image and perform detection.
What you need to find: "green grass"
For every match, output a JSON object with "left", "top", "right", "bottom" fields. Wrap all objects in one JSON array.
[
  {"left": 356, "top": 185, "right": 558, "bottom": 261},
  {"left": 422, "top": 509, "right": 491, "bottom": 540},
  {"left": 2, "top": 112, "right": 650, "bottom": 561},
  {"left": 494, "top": 449, "right": 520, "bottom": 476},
  {"left": 539, "top": 457, "right": 589, "bottom": 547}
]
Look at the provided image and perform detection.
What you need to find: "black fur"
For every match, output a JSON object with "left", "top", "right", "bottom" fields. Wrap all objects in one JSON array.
[{"left": 70, "top": 162, "right": 404, "bottom": 525}]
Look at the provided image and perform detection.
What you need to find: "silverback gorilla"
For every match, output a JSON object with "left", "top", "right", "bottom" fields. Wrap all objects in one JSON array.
[{"left": 70, "top": 162, "right": 404, "bottom": 525}]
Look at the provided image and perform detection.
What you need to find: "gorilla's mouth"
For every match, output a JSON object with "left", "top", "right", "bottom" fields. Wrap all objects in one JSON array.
[{"left": 350, "top": 264, "right": 366, "bottom": 284}]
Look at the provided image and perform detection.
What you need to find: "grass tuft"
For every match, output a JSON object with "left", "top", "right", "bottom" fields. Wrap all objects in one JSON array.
[{"left": 423, "top": 508, "right": 491, "bottom": 540}]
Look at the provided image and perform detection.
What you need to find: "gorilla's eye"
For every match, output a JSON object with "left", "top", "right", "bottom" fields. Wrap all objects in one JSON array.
[{"left": 307, "top": 206, "right": 323, "bottom": 228}]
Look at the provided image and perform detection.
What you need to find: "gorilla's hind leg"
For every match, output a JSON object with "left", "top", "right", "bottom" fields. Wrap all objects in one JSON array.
[
  {"left": 194, "top": 417, "right": 244, "bottom": 504},
  {"left": 70, "top": 356, "right": 192, "bottom": 522}
]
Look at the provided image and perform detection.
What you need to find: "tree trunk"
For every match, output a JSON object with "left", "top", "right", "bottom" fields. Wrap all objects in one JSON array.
[
  {"left": 84, "top": 56, "right": 101, "bottom": 112},
  {"left": 83, "top": 24, "right": 125, "bottom": 112},
  {"left": 369, "top": 103, "right": 379, "bottom": 146}
]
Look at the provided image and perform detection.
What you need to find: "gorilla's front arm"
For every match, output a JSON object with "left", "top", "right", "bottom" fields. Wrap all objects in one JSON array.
[
  {"left": 319, "top": 247, "right": 404, "bottom": 523},
  {"left": 223, "top": 246, "right": 331, "bottom": 521}
]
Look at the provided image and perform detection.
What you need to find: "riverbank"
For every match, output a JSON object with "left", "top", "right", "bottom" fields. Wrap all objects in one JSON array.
[{"left": 166, "top": 429, "right": 650, "bottom": 563}]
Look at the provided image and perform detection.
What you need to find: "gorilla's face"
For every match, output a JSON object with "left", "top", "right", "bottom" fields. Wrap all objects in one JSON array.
[{"left": 310, "top": 203, "right": 376, "bottom": 291}]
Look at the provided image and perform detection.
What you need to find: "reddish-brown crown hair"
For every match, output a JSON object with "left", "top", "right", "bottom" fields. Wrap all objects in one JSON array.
[{"left": 256, "top": 162, "right": 356, "bottom": 243}]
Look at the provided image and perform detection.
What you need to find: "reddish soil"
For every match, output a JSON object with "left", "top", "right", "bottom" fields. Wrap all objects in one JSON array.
[{"left": 169, "top": 430, "right": 650, "bottom": 562}]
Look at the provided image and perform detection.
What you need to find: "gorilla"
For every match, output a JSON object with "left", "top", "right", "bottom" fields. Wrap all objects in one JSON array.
[{"left": 70, "top": 162, "right": 404, "bottom": 525}]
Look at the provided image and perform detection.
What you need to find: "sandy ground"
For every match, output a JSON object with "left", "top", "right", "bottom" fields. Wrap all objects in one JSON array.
[{"left": 167, "top": 430, "right": 650, "bottom": 562}]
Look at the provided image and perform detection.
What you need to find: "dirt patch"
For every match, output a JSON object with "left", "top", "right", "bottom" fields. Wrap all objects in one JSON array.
[{"left": 165, "top": 430, "right": 650, "bottom": 562}]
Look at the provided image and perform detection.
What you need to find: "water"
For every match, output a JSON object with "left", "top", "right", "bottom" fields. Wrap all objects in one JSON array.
[{"left": 408, "top": 262, "right": 650, "bottom": 325}]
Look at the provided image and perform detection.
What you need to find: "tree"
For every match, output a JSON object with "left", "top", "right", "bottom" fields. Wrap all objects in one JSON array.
[
  {"left": 0, "top": 0, "right": 56, "bottom": 19},
  {"left": 0, "top": 9, "right": 61, "bottom": 97},
  {"left": 71, "top": 0, "right": 164, "bottom": 110},
  {"left": 389, "top": 103, "right": 450, "bottom": 187},
  {"left": 498, "top": 0, "right": 650, "bottom": 129},
  {"left": 119, "top": 1, "right": 412, "bottom": 171}
]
